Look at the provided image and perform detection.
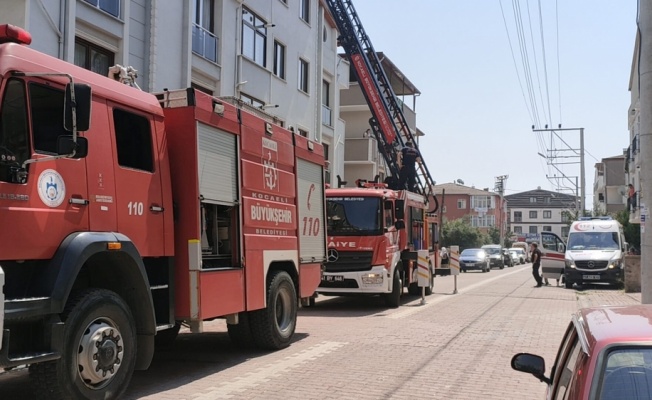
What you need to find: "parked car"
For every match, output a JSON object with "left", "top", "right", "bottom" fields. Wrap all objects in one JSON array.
[
  {"left": 481, "top": 244, "right": 504, "bottom": 269},
  {"left": 512, "top": 305, "right": 652, "bottom": 399},
  {"left": 509, "top": 248, "right": 526, "bottom": 264},
  {"left": 502, "top": 249, "right": 514, "bottom": 267},
  {"left": 507, "top": 249, "right": 520, "bottom": 266},
  {"left": 512, "top": 241, "right": 530, "bottom": 262},
  {"left": 459, "top": 249, "right": 491, "bottom": 273}
]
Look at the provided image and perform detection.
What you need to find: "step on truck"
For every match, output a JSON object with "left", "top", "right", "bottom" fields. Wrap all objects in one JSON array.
[{"left": 0, "top": 25, "right": 325, "bottom": 399}]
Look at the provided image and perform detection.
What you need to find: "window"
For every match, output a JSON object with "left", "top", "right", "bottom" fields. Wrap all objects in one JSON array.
[
  {"left": 543, "top": 226, "right": 552, "bottom": 232},
  {"left": 300, "top": 0, "right": 310, "bottom": 23},
  {"left": 384, "top": 201, "right": 394, "bottom": 229},
  {"left": 273, "top": 41, "right": 286, "bottom": 79},
  {"left": 193, "top": 0, "right": 218, "bottom": 62},
  {"left": 529, "top": 226, "right": 538, "bottom": 234},
  {"left": 514, "top": 211, "right": 522, "bottom": 222},
  {"left": 30, "top": 83, "right": 66, "bottom": 155},
  {"left": 299, "top": 59, "right": 309, "bottom": 93},
  {"left": 242, "top": 7, "right": 267, "bottom": 67},
  {"left": 551, "top": 336, "right": 582, "bottom": 400},
  {"left": 322, "top": 80, "right": 332, "bottom": 126},
  {"left": 240, "top": 93, "right": 264, "bottom": 109},
  {"left": 530, "top": 197, "right": 537, "bottom": 203},
  {"left": 561, "top": 226, "right": 569, "bottom": 237},
  {"left": 298, "top": 128, "right": 308, "bottom": 138},
  {"left": 74, "top": 38, "right": 114, "bottom": 75},
  {"left": 457, "top": 199, "right": 466, "bottom": 209},
  {"left": 0, "top": 79, "right": 29, "bottom": 183},
  {"left": 83, "top": 0, "right": 120, "bottom": 18},
  {"left": 598, "top": 193, "right": 605, "bottom": 202},
  {"left": 562, "top": 212, "right": 570, "bottom": 223},
  {"left": 545, "top": 197, "right": 551, "bottom": 203},
  {"left": 598, "top": 348, "right": 652, "bottom": 400},
  {"left": 113, "top": 109, "right": 153, "bottom": 172},
  {"left": 529, "top": 211, "right": 538, "bottom": 219},
  {"left": 471, "top": 195, "right": 494, "bottom": 209},
  {"left": 471, "top": 215, "right": 495, "bottom": 228},
  {"left": 514, "top": 226, "right": 523, "bottom": 234},
  {"left": 543, "top": 210, "right": 552, "bottom": 219}
]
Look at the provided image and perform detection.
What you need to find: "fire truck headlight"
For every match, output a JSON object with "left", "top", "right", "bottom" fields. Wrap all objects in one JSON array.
[{"left": 361, "top": 273, "right": 383, "bottom": 285}]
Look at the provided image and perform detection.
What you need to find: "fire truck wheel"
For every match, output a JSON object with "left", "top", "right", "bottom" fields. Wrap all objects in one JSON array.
[
  {"left": 30, "top": 288, "right": 136, "bottom": 400},
  {"left": 227, "top": 312, "right": 256, "bottom": 348},
  {"left": 250, "top": 271, "right": 297, "bottom": 350},
  {"left": 383, "top": 269, "right": 402, "bottom": 308}
]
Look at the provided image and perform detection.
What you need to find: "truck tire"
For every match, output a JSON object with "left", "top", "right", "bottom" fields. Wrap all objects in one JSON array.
[
  {"left": 227, "top": 312, "right": 255, "bottom": 349},
  {"left": 30, "top": 289, "right": 137, "bottom": 400},
  {"left": 424, "top": 267, "right": 434, "bottom": 296},
  {"left": 250, "top": 271, "right": 297, "bottom": 350},
  {"left": 383, "top": 269, "right": 402, "bottom": 308}
]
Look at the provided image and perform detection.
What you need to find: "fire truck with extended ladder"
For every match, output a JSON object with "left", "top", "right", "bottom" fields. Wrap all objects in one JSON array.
[
  {"left": 0, "top": 25, "right": 325, "bottom": 399},
  {"left": 319, "top": 0, "right": 446, "bottom": 307}
]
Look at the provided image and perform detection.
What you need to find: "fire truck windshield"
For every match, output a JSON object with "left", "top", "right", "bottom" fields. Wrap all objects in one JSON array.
[{"left": 326, "top": 197, "right": 381, "bottom": 236}]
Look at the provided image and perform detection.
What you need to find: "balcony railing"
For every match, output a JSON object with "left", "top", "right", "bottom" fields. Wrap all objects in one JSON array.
[
  {"left": 322, "top": 104, "right": 332, "bottom": 126},
  {"left": 192, "top": 24, "right": 218, "bottom": 63}
]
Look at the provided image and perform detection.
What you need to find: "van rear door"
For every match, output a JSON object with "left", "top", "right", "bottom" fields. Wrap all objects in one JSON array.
[{"left": 541, "top": 232, "right": 566, "bottom": 280}]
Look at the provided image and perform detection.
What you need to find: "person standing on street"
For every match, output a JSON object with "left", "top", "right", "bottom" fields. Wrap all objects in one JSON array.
[{"left": 530, "top": 242, "right": 543, "bottom": 287}]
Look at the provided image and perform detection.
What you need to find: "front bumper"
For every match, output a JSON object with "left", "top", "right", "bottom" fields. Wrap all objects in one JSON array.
[
  {"left": 460, "top": 261, "right": 485, "bottom": 271},
  {"left": 317, "top": 265, "right": 391, "bottom": 294},
  {"left": 565, "top": 267, "right": 623, "bottom": 285},
  {"left": 489, "top": 257, "right": 503, "bottom": 267}
]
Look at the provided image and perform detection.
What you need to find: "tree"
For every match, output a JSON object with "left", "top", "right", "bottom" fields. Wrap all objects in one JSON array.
[
  {"left": 487, "top": 226, "right": 500, "bottom": 245},
  {"left": 614, "top": 210, "right": 640, "bottom": 252},
  {"left": 441, "top": 217, "right": 485, "bottom": 250}
]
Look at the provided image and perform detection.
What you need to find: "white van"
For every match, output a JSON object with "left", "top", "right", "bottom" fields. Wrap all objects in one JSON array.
[{"left": 564, "top": 217, "right": 625, "bottom": 288}]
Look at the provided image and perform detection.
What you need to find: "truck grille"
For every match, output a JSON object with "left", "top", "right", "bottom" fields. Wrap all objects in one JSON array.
[
  {"left": 324, "top": 251, "right": 373, "bottom": 272},
  {"left": 575, "top": 260, "right": 608, "bottom": 270}
]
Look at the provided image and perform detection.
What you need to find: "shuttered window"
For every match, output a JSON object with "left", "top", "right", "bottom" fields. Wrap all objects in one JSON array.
[
  {"left": 297, "top": 159, "right": 325, "bottom": 262},
  {"left": 197, "top": 123, "right": 237, "bottom": 204}
]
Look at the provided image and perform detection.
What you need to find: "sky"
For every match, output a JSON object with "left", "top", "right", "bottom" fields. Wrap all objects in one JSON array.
[{"left": 350, "top": 0, "right": 638, "bottom": 208}]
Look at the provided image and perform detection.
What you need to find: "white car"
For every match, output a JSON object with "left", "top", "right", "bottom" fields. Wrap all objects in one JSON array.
[{"left": 509, "top": 248, "right": 526, "bottom": 264}]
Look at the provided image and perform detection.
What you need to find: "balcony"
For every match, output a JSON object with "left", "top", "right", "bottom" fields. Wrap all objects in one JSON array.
[
  {"left": 322, "top": 104, "right": 332, "bottom": 127},
  {"left": 344, "top": 137, "right": 380, "bottom": 163},
  {"left": 192, "top": 24, "right": 218, "bottom": 63}
]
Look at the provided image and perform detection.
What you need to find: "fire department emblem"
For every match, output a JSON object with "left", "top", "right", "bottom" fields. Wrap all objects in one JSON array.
[
  {"left": 262, "top": 137, "right": 279, "bottom": 191},
  {"left": 37, "top": 169, "right": 66, "bottom": 208}
]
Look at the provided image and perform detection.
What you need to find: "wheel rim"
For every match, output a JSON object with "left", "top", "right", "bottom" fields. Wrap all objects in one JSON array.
[
  {"left": 274, "top": 284, "right": 294, "bottom": 334},
  {"left": 77, "top": 317, "right": 124, "bottom": 389}
]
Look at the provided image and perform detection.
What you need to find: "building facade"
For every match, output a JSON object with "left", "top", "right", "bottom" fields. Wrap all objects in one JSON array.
[
  {"left": 433, "top": 183, "right": 504, "bottom": 234},
  {"left": 2, "top": 0, "right": 348, "bottom": 185},
  {"left": 627, "top": 33, "right": 641, "bottom": 224},
  {"left": 505, "top": 188, "right": 577, "bottom": 240},
  {"left": 593, "top": 154, "right": 627, "bottom": 214}
]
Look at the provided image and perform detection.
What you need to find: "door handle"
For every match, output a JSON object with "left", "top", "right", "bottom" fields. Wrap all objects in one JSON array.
[
  {"left": 150, "top": 205, "right": 164, "bottom": 213},
  {"left": 69, "top": 197, "right": 89, "bottom": 205}
]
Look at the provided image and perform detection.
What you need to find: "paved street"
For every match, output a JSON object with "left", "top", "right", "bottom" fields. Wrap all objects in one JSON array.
[{"left": 0, "top": 264, "right": 641, "bottom": 399}]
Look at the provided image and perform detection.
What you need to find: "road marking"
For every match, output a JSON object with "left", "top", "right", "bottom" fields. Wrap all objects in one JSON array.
[
  {"left": 388, "top": 266, "right": 530, "bottom": 319},
  {"left": 192, "top": 341, "right": 347, "bottom": 399}
]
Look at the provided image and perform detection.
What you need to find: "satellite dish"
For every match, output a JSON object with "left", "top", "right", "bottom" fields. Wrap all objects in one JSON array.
[
  {"left": 456, "top": 179, "right": 464, "bottom": 185},
  {"left": 618, "top": 185, "right": 627, "bottom": 196}
]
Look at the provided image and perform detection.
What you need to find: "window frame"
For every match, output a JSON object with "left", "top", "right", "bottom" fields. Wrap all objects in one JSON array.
[
  {"left": 514, "top": 211, "right": 522, "bottom": 222},
  {"left": 242, "top": 7, "right": 267, "bottom": 67},
  {"left": 273, "top": 40, "right": 286, "bottom": 79},
  {"left": 300, "top": 0, "right": 310, "bottom": 24},
  {"left": 529, "top": 210, "right": 538, "bottom": 219},
  {"left": 299, "top": 58, "right": 309, "bottom": 93},
  {"left": 113, "top": 108, "right": 154, "bottom": 172},
  {"left": 543, "top": 210, "right": 552, "bottom": 219},
  {"left": 82, "top": 0, "right": 120, "bottom": 18},
  {"left": 457, "top": 199, "right": 466, "bottom": 209},
  {"left": 74, "top": 37, "right": 114, "bottom": 76}
]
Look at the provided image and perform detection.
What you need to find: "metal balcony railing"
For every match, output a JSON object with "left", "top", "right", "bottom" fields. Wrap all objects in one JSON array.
[
  {"left": 192, "top": 24, "right": 218, "bottom": 63},
  {"left": 322, "top": 105, "right": 332, "bottom": 126}
]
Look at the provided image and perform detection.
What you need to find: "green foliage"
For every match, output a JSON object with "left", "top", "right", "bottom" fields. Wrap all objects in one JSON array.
[
  {"left": 614, "top": 209, "right": 640, "bottom": 251},
  {"left": 488, "top": 226, "right": 500, "bottom": 245},
  {"left": 441, "top": 217, "right": 486, "bottom": 250},
  {"left": 503, "top": 230, "right": 514, "bottom": 248}
]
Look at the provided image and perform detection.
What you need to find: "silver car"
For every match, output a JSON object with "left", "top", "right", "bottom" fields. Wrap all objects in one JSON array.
[{"left": 459, "top": 249, "right": 491, "bottom": 273}]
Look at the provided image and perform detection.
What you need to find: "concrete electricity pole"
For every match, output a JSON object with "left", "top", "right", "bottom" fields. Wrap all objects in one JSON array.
[
  {"left": 495, "top": 175, "right": 509, "bottom": 248},
  {"left": 641, "top": 0, "right": 652, "bottom": 303}
]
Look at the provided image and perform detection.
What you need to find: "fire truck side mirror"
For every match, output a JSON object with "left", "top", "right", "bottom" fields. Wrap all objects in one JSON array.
[
  {"left": 57, "top": 135, "right": 88, "bottom": 158},
  {"left": 394, "top": 200, "right": 405, "bottom": 220},
  {"left": 64, "top": 83, "right": 92, "bottom": 132},
  {"left": 394, "top": 220, "right": 405, "bottom": 230}
]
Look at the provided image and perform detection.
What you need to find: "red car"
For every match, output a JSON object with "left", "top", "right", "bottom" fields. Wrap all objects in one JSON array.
[{"left": 512, "top": 305, "right": 652, "bottom": 399}]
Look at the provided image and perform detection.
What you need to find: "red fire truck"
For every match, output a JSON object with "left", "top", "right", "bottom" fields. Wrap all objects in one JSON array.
[
  {"left": 0, "top": 25, "right": 325, "bottom": 399},
  {"left": 319, "top": 0, "right": 442, "bottom": 307}
]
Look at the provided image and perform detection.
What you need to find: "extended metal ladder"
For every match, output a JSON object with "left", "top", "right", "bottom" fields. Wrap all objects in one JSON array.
[{"left": 326, "top": 0, "right": 438, "bottom": 211}]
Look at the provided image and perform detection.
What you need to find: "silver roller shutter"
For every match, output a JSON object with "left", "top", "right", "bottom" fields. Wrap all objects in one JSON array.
[
  {"left": 297, "top": 158, "right": 326, "bottom": 262},
  {"left": 197, "top": 122, "right": 237, "bottom": 204}
]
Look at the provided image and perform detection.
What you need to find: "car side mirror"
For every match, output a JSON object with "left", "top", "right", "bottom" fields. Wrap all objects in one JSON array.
[
  {"left": 57, "top": 135, "right": 88, "bottom": 158},
  {"left": 64, "top": 83, "right": 92, "bottom": 132},
  {"left": 511, "top": 353, "right": 550, "bottom": 384}
]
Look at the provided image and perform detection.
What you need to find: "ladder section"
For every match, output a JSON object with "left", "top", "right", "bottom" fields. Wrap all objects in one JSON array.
[{"left": 326, "top": 0, "right": 437, "bottom": 208}]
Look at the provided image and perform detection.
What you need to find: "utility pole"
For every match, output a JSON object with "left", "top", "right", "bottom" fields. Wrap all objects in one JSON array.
[
  {"left": 640, "top": 0, "right": 652, "bottom": 303},
  {"left": 534, "top": 127, "right": 586, "bottom": 215},
  {"left": 495, "top": 175, "right": 508, "bottom": 248}
]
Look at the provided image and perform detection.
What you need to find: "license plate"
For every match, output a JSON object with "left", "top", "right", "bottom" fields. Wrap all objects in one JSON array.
[
  {"left": 583, "top": 274, "right": 600, "bottom": 280},
  {"left": 465, "top": 263, "right": 475, "bottom": 267},
  {"left": 322, "top": 275, "right": 344, "bottom": 282}
]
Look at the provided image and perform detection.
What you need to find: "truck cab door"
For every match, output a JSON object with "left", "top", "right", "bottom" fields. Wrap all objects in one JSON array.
[
  {"left": 541, "top": 231, "right": 566, "bottom": 280},
  {"left": 109, "top": 105, "right": 165, "bottom": 256}
]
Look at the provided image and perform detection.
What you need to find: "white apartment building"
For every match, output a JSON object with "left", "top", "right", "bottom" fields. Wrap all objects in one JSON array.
[
  {"left": 627, "top": 33, "right": 641, "bottom": 225},
  {"left": 593, "top": 154, "right": 627, "bottom": 215},
  {"left": 2, "top": 0, "right": 348, "bottom": 185},
  {"left": 505, "top": 188, "right": 577, "bottom": 240}
]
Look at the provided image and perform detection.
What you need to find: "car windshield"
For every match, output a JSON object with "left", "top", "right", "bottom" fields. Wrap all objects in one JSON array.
[
  {"left": 461, "top": 249, "right": 484, "bottom": 257},
  {"left": 327, "top": 197, "right": 382, "bottom": 236},
  {"left": 567, "top": 232, "right": 619, "bottom": 250},
  {"left": 484, "top": 248, "right": 500, "bottom": 255},
  {"left": 599, "top": 348, "right": 652, "bottom": 399}
]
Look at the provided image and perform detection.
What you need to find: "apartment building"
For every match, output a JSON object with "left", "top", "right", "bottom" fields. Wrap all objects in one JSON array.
[
  {"left": 338, "top": 52, "right": 421, "bottom": 187},
  {"left": 505, "top": 188, "right": 577, "bottom": 240},
  {"left": 2, "top": 0, "right": 348, "bottom": 185},
  {"left": 627, "top": 33, "right": 641, "bottom": 224},
  {"left": 593, "top": 154, "right": 627, "bottom": 214},
  {"left": 433, "top": 183, "right": 504, "bottom": 234}
]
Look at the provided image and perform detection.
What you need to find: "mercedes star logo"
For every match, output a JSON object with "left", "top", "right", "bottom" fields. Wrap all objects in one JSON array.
[
  {"left": 587, "top": 261, "right": 595, "bottom": 268},
  {"left": 327, "top": 248, "right": 339, "bottom": 263}
]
